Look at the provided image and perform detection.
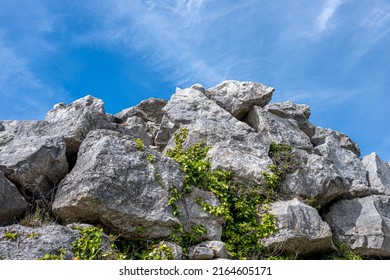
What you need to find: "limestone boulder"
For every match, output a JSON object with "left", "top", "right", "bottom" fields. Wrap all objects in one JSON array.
[
  {"left": 205, "top": 80, "right": 274, "bottom": 119},
  {"left": 0, "top": 171, "right": 28, "bottom": 226},
  {"left": 327, "top": 195, "right": 390, "bottom": 257},
  {"left": 281, "top": 152, "right": 350, "bottom": 207},
  {"left": 311, "top": 127, "right": 360, "bottom": 157},
  {"left": 312, "top": 127, "right": 369, "bottom": 197},
  {"left": 265, "top": 101, "right": 316, "bottom": 138},
  {"left": 159, "top": 85, "right": 272, "bottom": 186},
  {"left": 52, "top": 129, "right": 222, "bottom": 240},
  {"left": 188, "top": 244, "right": 214, "bottom": 260},
  {"left": 246, "top": 106, "right": 313, "bottom": 152},
  {"left": 45, "top": 95, "right": 116, "bottom": 154},
  {"left": 0, "top": 121, "right": 68, "bottom": 199},
  {"left": 263, "top": 198, "right": 333, "bottom": 256},
  {"left": 0, "top": 224, "right": 113, "bottom": 260},
  {"left": 361, "top": 153, "right": 390, "bottom": 195}
]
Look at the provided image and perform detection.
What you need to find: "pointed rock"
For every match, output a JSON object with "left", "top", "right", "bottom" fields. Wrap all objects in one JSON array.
[
  {"left": 361, "top": 153, "right": 390, "bottom": 195},
  {"left": 265, "top": 101, "right": 316, "bottom": 138},
  {"left": 311, "top": 127, "right": 369, "bottom": 198},
  {"left": 45, "top": 95, "right": 115, "bottom": 154},
  {"left": 205, "top": 80, "right": 274, "bottom": 119}
]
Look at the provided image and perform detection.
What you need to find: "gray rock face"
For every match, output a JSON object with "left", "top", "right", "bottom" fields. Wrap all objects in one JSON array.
[
  {"left": 52, "top": 129, "right": 222, "bottom": 240},
  {"left": 281, "top": 152, "right": 350, "bottom": 207},
  {"left": 0, "top": 224, "right": 113, "bottom": 260},
  {"left": 263, "top": 198, "right": 333, "bottom": 256},
  {"left": 52, "top": 129, "right": 183, "bottom": 239},
  {"left": 0, "top": 171, "right": 28, "bottom": 226},
  {"left": 197, "top": 240, "right": 229, "bottom": 259},
  {"left": 362, "top": 153, "right": 390, "bottom": 195},
  {"left": 265, "top": 101, "right": 316, "bottom": 138},
  {"left": 188, "top": 244, "right": 214, "bottom": 260},
  {"left": 311, "top": 127, "right": 369, "bottom": 198},
  {"left": 312, "top": 127, "right": 360, "bottom": 157},
  {"left": 116, "top": 98, "right": 167, "bottom": 146},
  {"left": 160, "top": 86, "right": 272, "bottom": 186},
  {"left": 246, "top": 106, "right": 313, "bottom": 152},
  {"left": 0, "top": 122, "right": 68, "bottom": 198},
  {"left": 45, "top": 95, "right": 115, "bottom": 154},
  {"left": 205, "top": 80, "right": 274, "bottom": 119},
  {"left": 116, "top": 98, "right": 167, "bottom": 125},
  {"left": 327, "top": 195, "right": 390, "bottom": 257},
  {"left": 177, "top": 187, "right": 223, "bottom": 241}
]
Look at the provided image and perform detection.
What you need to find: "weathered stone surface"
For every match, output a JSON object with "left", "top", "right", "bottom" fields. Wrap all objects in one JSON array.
[
  {"left": 0, "top": 123, "right": 4, "bottom": 132},
  {"left": 116, "top": 98, "right": 167, "bottom": 125},
  {"left": 311, "top": 127, "right": 369, "bottom": 198},
  {"left": 160, "top": 86, "right": 272, "bottom": 186},
  {"left": 0, "top": 122, "right": 68, "bottom": 198},
  {"left": 45, "top": 95, "right": 115, "bottom": 154},
  {"left": 123, "top": 116, "right": 151, "bottom": 146},
  {"left": 263, "top": 198, "right": 333, "bottom": 256},
  {"left": 205, "top": 80, "right": 274, "bottom": 119},
  {"left": 177, "top": 187, "right": 223, "bottom": 241},
  {"left": 116, "top": 98, "right": 167, "bottom": 145},
  {"left": 281, "top": 152, "right": 350, "bottom": 207},
  {"left": 327, "top": 195, "right": 390, "bottom": 257},
  {"left": 312, "top": 127, "right": 360, "bottom": 157},
  {"left": 0, "top": 223, "right": 112, "bottom": 260},
  {"left": 52, "top": 129, "right": 183, "bottom": 239},
  {"left": 188, "top": 244, "right": 214, "bottom": 260},
  {"left": 197, "top": 240, "right": 229, "bottom": 259},
  {"left": 265, "top": 101, "right": 316, "bottom": 138},
  {"left": 246, "top": 106, "right": 313, "bottom": 152},
  {"left": 53, "top": 129, "right": 222, "bottom": 240},
  {"left": 0, "top": 171, "right": 28, "bottom": 226},
  {"left": 362, "top": 153, "right": 390, "bottom": 195}
]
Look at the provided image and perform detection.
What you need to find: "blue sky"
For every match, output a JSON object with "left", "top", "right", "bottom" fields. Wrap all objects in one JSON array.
[{"left": 0, "top": 0, "right": 389, "bottom": 160}]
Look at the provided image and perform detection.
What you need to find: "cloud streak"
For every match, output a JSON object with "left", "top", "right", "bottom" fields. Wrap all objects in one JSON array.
[{"left": 315, "top": 0, "right": 343, "bottom": 34}]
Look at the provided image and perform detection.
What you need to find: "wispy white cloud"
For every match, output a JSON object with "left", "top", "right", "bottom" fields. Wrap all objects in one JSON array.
[
  {"left": 77, "top": 0, "right": 262, "bottom": 87},
  {"left": 351, "top": 2, "right": 390, "bottom": 58},
  {"left": 315, "top": 0, "right": 343, "bottom": 34}
]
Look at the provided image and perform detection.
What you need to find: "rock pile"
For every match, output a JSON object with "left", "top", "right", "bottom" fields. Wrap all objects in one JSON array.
[{"left": 1, "top": 80, "right": 389, "bottom": 259}]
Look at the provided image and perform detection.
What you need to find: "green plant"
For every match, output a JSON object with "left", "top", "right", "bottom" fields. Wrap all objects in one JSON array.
[
  {"left": 37, "top": 248, "right": 67, "bottom": 260},
  {"left": 142, "top": 243, "right": 174, "bottom": 260},
  {"left": 147, "top": 154, "right": 155, "bottom": 163},
  {"left": 169, "top": 224, "right": 207, "bottom": 253},
  {"left": 3, "top": 231, "right": 18, "bottom": 241},
  {"left": 135, "top": 138, "right": 145, "bottom": 151},
  {"left": 165, "top": 128, "right": 277, "bottom": 259},
  {"left": 261, "top": 142, "right": 301, "bottom": 192},
  {"left": 19, "top": 206, "right": 55, "bottom": 227},
  {"left": 27, "top": 232, "right": 41, "bottom": 239},
  {"left": 328, "top": 242, "right": 362, "bottom": 260}
]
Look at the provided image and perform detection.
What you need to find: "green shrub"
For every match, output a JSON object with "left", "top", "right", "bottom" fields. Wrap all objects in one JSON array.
[
  {"left": 3, "top": 231, "right": 18, "bottom": 241},
  {"left": 135, "top": 138, "right": 145, "bottom": 151},
  {"left": 165, "top": 128, "right": 277, "bottom": 259},
  {"left": 327, "top": 242, "right": 362, "bottom": 260}
]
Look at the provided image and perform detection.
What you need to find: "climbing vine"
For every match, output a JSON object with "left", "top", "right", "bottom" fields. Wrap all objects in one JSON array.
[{"left": 164, "top": 128, "right": 278, "bottom": 259}]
